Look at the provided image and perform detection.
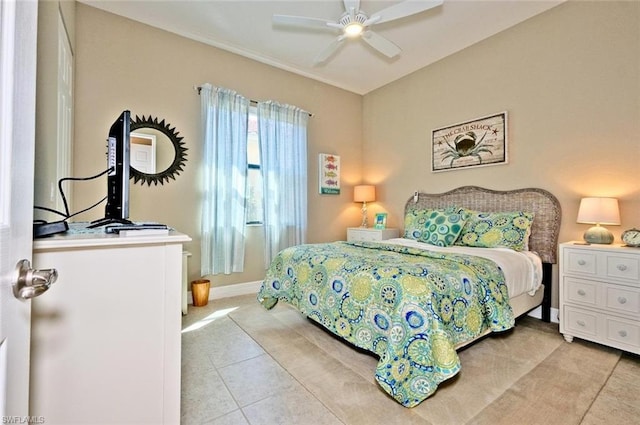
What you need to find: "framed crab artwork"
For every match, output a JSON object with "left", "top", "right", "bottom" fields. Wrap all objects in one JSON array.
[{"left": 431, "top": 112, "right": 508, "bottom": 172}]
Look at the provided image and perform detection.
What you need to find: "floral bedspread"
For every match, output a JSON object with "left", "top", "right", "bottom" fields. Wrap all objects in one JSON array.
[{"left": 257, "top": 241, "right": 515, "bottom": 407}]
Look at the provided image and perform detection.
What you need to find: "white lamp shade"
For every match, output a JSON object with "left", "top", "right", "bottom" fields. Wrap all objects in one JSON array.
[
  {"left": 577, "top": 197, "right": 620, "bottom": 225},
  {"left": 354, "top": 185, "right": 375, "bottom": 203}
]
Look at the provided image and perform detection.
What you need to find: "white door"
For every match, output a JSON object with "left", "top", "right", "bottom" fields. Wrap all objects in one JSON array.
[
  {"left": 0, "top": 0, "right": 39, "bottom": 416},
  {"left": 130, "top": 133, "right": 156, "bottom": 174}
]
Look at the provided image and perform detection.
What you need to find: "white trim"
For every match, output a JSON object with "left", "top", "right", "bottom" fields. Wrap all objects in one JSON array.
[
  {"left": 189, "top": 280, "right": 562, "bottom": 325},
  {"left": 0, "top": 0, "right": 16, "bottom": 225},
  {"left": 56, "top": 9, "right": 73, "bottom": 215},
  {"left": 527, "top": 306, "right": 560, "bottom": 324},
  {"left": 187, "top": 280, "right": 263, "bottom": 305},
  {"left": 0, "top": 337, "right": 7, "bottom": 417}
]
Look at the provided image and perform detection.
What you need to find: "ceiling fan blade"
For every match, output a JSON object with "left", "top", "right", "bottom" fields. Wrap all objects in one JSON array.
[
  {"left": 370, "top": 0, "right": 443, "bottom": 25},
  {"left": 273, "top": 14, "right": 336, "bottom": 30},
  {"left": 314, "top": 36, "right": 346, "bottom": 64},
  {"left": 361, "top": 30, "right": 401, "bottom": 58}
]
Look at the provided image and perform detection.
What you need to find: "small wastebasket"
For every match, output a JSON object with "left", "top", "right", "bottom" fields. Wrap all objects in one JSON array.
[{"left": 191, "top": 279, "right": 210, "bottom": 307}]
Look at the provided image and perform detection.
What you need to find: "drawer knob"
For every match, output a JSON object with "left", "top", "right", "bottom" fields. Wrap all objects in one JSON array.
[
  {"left": 577, "top": 289, "right": 586, "bottom": 296},
  {"left": 577, "top": 320, "right": 586, "bottom": 327},
  {"left": 577, "top": 260, "right": 586, "bottom": 266},
  {"left": 618, "top": 296, "right": 627, "bottom": 305},
  {"left": 618, "top": 330, "right": 628, "bottom": 338},
  {"left": 616, "top": 264, "right": 628, "bottom": 272}
]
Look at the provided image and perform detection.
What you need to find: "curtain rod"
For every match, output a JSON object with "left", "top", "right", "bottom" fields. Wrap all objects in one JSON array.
[{"left": 193, "top": 85, "right": 313, "bottom": 117}]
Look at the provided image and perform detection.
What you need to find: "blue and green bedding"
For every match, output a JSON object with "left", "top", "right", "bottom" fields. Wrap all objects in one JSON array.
[{"left": 257, "top": 241, "right": 517, "bottom": 407}]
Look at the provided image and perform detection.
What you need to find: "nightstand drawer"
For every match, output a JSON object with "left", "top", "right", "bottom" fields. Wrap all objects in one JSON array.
[
  {"left": 563, "top": 306, "right": 598, "bottom": 338},
  {"left": 348, "top": 229, "right": 381, "bottom": 241},
  {"left": 606, "top": 254, "right": 640, "bottom": 284},
  {"left": 605, "top": 317, "right": 640, "bottom": 350},
  {"left": 347, "top": 228, "right": 399, "bottom": 242},
  {"left": 564, "top": 247, "right": 640, "bottom": 284},
  {"left": 605, "top": 286, "right": 640, "bottom": 314},
  {"left": 564, "top": 249, "right": 598, "bottom": 276},
  {"left": 564, "top": 277, "right": 598, "bottom": 307}
]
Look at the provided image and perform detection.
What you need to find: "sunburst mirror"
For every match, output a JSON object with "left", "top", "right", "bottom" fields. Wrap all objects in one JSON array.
[{"left": 129, "top": 115, "right": 188, "bottom": 186}]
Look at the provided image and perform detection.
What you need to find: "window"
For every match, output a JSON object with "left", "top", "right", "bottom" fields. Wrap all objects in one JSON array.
[{"left": 246, "top": 107, "right": 263, "bottom": 224}]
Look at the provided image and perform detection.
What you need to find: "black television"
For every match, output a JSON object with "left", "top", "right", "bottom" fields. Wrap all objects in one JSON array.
[{"left": 90, "top": 110, "right": 132, "bottom": 227}]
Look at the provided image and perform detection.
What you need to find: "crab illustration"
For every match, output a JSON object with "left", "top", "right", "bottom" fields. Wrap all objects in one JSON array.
[{"left": 441, "top": 131, "right": 493, "bottom": 166}]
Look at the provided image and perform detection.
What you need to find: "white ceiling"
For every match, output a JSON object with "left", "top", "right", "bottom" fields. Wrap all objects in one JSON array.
[{"left": 79, "top": 0, "right": 564, "bottom": 95}]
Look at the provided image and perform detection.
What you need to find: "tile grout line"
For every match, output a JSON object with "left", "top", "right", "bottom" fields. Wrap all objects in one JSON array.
[
  {"left": 462, "top": 333, "right": 568, "bottom": 424},
  {"left": 182, "top": 304, "right": 254, "bottom": 425},
  {"left": 207, "top": 336, "right": 256, "bottom": 425},
  {"left": 576, "top": 352, "right": 621, "bottom": 425},
  {"left": 227, "top": 312, "right": 348, "bottom": 425}
]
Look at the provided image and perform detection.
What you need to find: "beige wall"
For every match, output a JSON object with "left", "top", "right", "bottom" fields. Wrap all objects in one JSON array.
[
  {"left": 363, "top": 1, "right": 640, "bottom": 308},
  {"left": 35, "top": 0, "right": 75, "bottom": 220},
  {"left": 47, "top": 1, "right": 639, "bottom": 306},
  {"left": 72, "top": 4, "right": 363, "bottom": 286}
]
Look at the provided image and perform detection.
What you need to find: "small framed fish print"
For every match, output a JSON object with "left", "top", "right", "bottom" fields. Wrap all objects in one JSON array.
[{"left": 319, "top": 153, "right": 340, "bottom": 195}]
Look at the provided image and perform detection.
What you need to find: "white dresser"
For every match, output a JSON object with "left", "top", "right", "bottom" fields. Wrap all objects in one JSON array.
[
  {"left": 31, "top": 226, "right": 191, "bottom": 424},
  {"left": 559, "top": 242, "right": 640, "bottom": 354},
  {"left": 347, "top": 227, "right": 399, "bottom": 242}
]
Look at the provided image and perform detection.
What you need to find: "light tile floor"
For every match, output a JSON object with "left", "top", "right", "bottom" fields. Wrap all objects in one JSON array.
[
  {"left": 181, "top": 296, "right": 343, "bottom": 425},
  {"left": 181, "top": 295, "right": 640, "bottom": 425}
]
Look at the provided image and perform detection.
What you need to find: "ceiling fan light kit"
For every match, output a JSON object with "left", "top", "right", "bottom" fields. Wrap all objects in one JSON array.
[
  {"left": 273, "top": 0, "right": 443, "bottom": 64},
  {"left": 344, "top": 22, "right": 364, "bottom": 37}
]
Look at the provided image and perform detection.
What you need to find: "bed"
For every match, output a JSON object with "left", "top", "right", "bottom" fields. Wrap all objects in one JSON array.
[{"left": 257, "top": 186, "right": 561, "bottom": 407}]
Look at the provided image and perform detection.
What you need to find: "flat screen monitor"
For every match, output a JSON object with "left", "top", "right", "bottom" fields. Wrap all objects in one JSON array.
[{"left": 90, "top": 110, "right": 132, "bottom": 227}]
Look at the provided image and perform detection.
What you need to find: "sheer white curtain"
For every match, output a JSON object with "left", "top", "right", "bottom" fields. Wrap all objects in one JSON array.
[
  {"left": 257, "top": 101, "right": 309, "bottom": 267},
  {"left": 200, "top": 84, "right": 249, "bottom": 275}
]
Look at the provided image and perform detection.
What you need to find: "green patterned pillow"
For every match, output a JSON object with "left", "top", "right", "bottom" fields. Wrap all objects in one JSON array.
[
  {"left": 404, "top": 207, "right": 469, "bottom": 247},
  {"left": 455, "top": 210, "right": 534, "bottom": 251},
  {"left": 404, "top": 209, "right": 430, "bottom": 241}
]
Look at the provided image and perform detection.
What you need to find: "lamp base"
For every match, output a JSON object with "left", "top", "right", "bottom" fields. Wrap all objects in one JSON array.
[
  {"left": 360, "top": 202, "right": 368, "bottom": 228},
  {"left": 583, "top": 225, "right": 614, "bottom": 244}
]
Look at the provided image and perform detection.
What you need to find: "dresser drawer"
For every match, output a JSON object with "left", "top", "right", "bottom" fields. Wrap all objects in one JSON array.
[
  {"left": 564, "top": 249, "right": 598, "bottom": 277},
  {"left": 562, "top": 306, "right": 640, "bottom": 352},
  {"left": 346, "top": 228, "right": 399, "bottom": 242},
  {"left": 605, "top": 316, "right": 640, "bottom": 350},
  {"left": 563, "top": 277, "right": 598, "bottom": 308},
  {"left": 564, "top": 247, "right": 640, "bottom": 284},
  {"left": 348, "top": 229, "right": 382, "bottom": 241},
  {"left": 563, "top": 306, "right": 598, "bottom": 338},
  {"left": 605, "top": 254, "right": 640, "bottom": 284},
  {"left": 605, "top": 286, "right": 640, "bottom": 314}
]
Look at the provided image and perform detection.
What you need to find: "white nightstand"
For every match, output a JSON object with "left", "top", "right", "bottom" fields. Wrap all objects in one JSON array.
[
  {"left": 559, "top": 242, "right": 640, "bottom": 354},
  {"left": 347, "top": 227, "right": 399, "bottom": 242}
]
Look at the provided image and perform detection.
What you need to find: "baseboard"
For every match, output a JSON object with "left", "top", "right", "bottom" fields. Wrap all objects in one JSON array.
[
  {"left": 527, "top": 306, "right": 560, "bottom": 323},
  {"left": 187, "top": 280, "right": 262, "bottom": 305},
  {"left": 189, "top": 281, "right": 561, "bottom": 325}
]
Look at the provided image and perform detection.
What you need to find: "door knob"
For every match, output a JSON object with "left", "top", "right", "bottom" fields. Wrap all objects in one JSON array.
[{"left": 12, "top": 259, "right": 58, "bottom": 300}]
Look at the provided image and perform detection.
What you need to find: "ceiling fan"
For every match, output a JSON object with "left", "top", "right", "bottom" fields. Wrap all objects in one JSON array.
[{"left": 273, "top": 0, "right": 443, "bottom": 64}]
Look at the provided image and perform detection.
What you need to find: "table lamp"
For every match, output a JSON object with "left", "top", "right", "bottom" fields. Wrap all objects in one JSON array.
[
  {"left": 577, "top": 197, "right": 620, "bottom": 244},
  {"left": 354, "top": 185, "right": 375, "bottom": 228}
]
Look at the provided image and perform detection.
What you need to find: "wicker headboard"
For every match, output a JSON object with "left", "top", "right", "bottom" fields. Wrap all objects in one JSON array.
[{"left": 404, "top": 186, "right": 562, "bottom": 264}]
